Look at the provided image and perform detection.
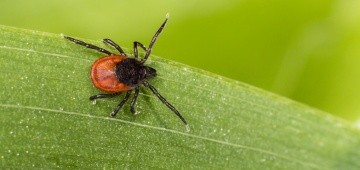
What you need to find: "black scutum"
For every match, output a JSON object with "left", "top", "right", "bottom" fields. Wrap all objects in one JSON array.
[{"left": 115, "top": 58, "right": 145, "bottom": 86}]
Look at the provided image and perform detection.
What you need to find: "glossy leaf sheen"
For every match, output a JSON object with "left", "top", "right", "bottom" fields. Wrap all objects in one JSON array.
[{"left": 0, "top": 25, "right": 360, "bottom": 169}]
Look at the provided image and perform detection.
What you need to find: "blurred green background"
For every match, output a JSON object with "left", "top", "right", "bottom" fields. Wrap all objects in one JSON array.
[{"left": 1, "top": 0, "right": 359, "bottom": 122}]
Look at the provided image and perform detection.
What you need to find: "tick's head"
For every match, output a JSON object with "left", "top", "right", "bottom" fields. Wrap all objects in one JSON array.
[{"left": 144, "top": 66, "right": 157, "bottom": 79}]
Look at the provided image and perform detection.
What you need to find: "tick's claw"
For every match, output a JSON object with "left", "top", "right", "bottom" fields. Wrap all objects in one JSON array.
[
  {"left": 110, "top": 112, "right": 116, "bottom": 117},
  {"left": 131, "top": 108, "right": 137, "bottom": 114},
  {"left": 185, "top": 124, "right": 191, "bottom": 132}
]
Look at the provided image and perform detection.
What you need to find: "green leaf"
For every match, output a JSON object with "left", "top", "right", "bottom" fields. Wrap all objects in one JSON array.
[{"left": 1, "top": 25, "right": 360, "bottom": 169}]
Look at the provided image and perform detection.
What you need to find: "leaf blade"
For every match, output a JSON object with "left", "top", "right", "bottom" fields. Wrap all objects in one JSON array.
[{"left": 0, "top": 25, "right": 360, "bottom": 169}]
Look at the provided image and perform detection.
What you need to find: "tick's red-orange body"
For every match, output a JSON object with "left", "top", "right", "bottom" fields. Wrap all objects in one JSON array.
[
  {"left": 90, "top": 55, "right": 130, "bottom": 92},
  {"left": 64, "top": 15, "right": 188, "bottom": 129}
]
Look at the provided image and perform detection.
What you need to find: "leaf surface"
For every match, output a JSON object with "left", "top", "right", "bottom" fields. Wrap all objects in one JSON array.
[{"left": 0, "top": 25, "right": 359, "bottom": 169}]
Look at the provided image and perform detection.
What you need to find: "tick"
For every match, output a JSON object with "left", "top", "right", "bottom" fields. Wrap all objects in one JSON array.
[{"left": 64, "top": 15, "right": 188, "bottom": 129}]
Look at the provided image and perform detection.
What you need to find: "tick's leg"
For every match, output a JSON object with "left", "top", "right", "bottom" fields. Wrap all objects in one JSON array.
[
  {"left": 111, "top": 90, "right": 132, "bottom": 117},
  {"left": 89, "top": 93, "right": 121, "bottom": 100},
  {"left": 130, "top": 87, "right": 140, "bottom": 114},
  {"left": 133, "top": 41, "right": 147, "bottom": 59},
  {"left": 143, "top": 81, "right": 188, "bottom": 126},
  {"left": 141, "top": 14, "right": 169, "bottom": 63},
  {"left": 103, "top": 38, "right": 126, "bottom": 55},
  {"left": 63, "top": 36, "right": 113, "bottom": 55}
]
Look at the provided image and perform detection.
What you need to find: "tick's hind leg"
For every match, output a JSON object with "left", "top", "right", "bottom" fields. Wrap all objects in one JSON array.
[
  {"left": 64, "top": 36, "right": 113, "bottom": 55},
  {"left": 89, "top": 92, "right": 121, "bottom": 100}
]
